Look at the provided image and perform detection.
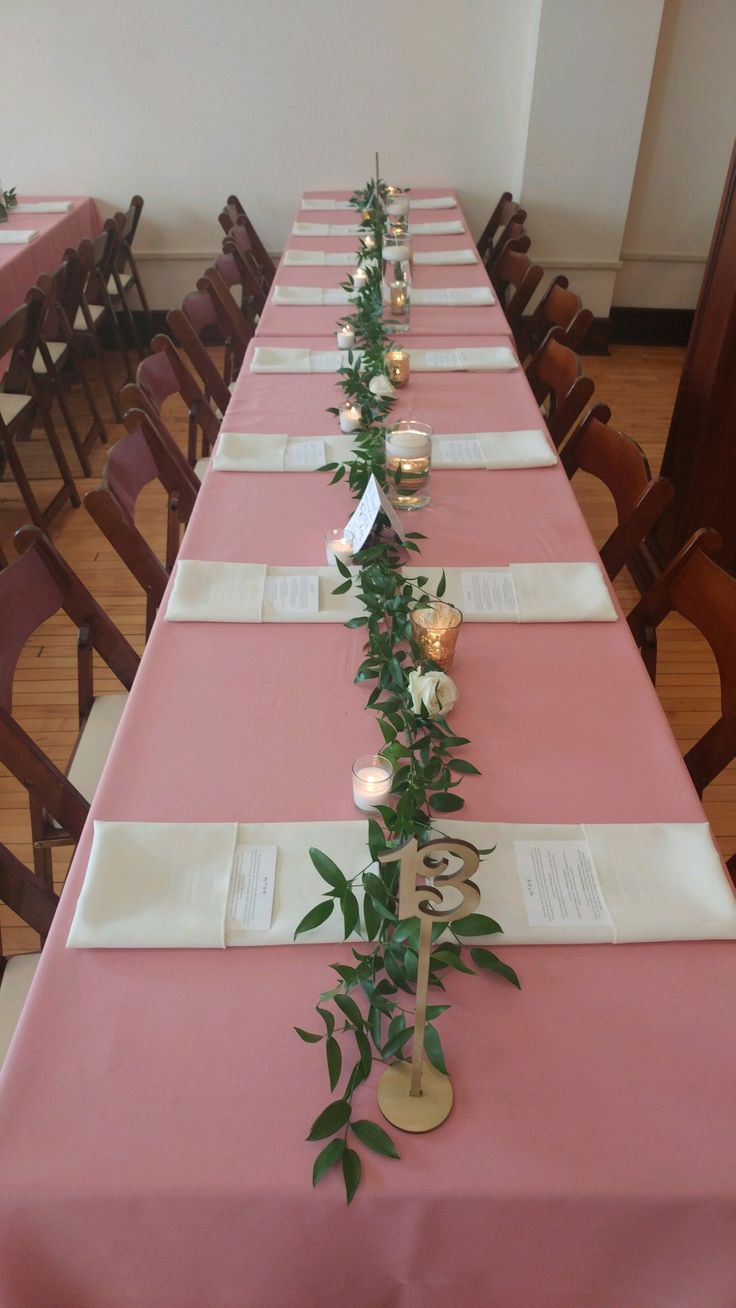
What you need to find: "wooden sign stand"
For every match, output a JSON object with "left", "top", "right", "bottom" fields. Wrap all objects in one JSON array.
[{"left": 377, "top": 837, "right": 481, "bottom": 1133}]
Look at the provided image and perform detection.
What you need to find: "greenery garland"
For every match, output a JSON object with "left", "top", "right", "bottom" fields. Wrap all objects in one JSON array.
[{"left": 297, "top": 173, "right": 520, "bottom": 1205}]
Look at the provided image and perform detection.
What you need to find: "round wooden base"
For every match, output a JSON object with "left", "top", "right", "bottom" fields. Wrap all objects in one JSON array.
[{"left": 377, "top": 1060, "right": 453, "bottom": 1133}]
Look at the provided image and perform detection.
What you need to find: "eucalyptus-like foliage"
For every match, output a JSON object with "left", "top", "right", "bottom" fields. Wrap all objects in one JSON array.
[{"left": 297, "top": 174, "right": 520, "bottom": 1205}]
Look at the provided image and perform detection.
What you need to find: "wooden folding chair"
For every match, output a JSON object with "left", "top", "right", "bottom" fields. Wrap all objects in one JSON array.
[
  {"left": 198, "top": 267, "right": 254, "bottom": 380},
  {"left": 0, "top": 301, "right": 81, "bottom": 529},
  {"left": 477, "top": 192, "right": 522, "bottom": 263},
  {"left": 85, "top": 410, "right": 199, "bottom": 637},
  {"left": 490, "top": 241, "right": 544, "bottom": 338},
  {"left": 27, "top": 274, "right": 104, "bottom": 478},
  {"left": 111, "top": 195, "right": 154, "bottom": 347},
  {"left": 562, "top": 404, "right": 674, "bottom": 579},
  {"left": 218, "top": 243, "right": 267, "bottom": 322},
  {"left": 518, "top": 276, "right": 593, "bottom": 362},
  {"left": 0, "top": 526, "right": 140, "bottom": 884},
  {"left": 128, "top": 335, "right": 220, "bottom": 470},
  {"left": 218, "top": 195, "right": 275, "bottom": 291},
  {"left": 0, "top": 842, "right": 59, "bottom": 1068},
  {"left": 77, "top": 223, "right": 135, "bottom": 385},
  {"left": 484, "top": 212, "right": 528, "bottom": 275},
  {"left": 525, "top": 326, "right": 595, "bottom": 449},
  {"left": 627, "top": 528, "right": 736, "bottom": 799},
  {"left": 167, "top": 300, "right": 232, "bottom": 415}
]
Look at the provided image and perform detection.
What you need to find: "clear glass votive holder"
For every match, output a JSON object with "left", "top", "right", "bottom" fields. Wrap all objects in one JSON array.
[
  {"left": 384, "top": 186, "right": 410, "bottom": 223},
  {"left": 325, "top": 528, "right": 354, "bottom": 567},
  {"left": 411, "top": 602, "right": 463, "bottom": 671},
  {"left": 382, "top": 236, "right": 412, "bottom": 328},
  {"left": 386, "top": 421, "right": 432, "bottom": 510},
  {"left": 352, "top": 754, "right": 394, "bottom": 813}
]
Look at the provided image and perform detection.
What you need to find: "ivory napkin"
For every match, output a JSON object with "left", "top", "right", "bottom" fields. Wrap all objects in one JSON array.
[
  {"left": 67, "top": 821, "right": 238, "bottom": 948},
  {"left": 414, "top": 249, "right": 477, "bottom": 265},
  {"left": 214, "top": 432, "right": 342, "bottom": 472},
  {"left": 292, "top": 222, "right": 361, "bottom": 237},
  {"left": 250, "top": 345, "right": 517, "bottom": 374},
  {"left": 409, "top": 221, "right": 464, "bottom": 235},
  {"left": 300, "top": 196, "right": 457, "bottom": 211},
  {"left": 284, "top": 250, "right": 358, "bottom": 266},
  {"left": 273, "top": 285, "right": 352, "bottom": 307},
  {"left": 404, "top": 563, "right": 617, "bottom": 622},
  {"left": 0, "top": 229, "right": 39, "bottom": 244},
  {"left": 165, "top": 561, "right": 363, "bottom": 623},
  {"left": 411, "top": 287, "right": 495, "bottom": 307},
  {"left": 432, "top": 431, "right": 557, "bottom": 469},
  {"left": 15, "top": 201, "right": 73, "bottom": 213}
]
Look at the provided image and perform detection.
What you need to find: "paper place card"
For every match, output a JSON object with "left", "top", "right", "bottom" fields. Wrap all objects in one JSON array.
[
  {"left": 284, "top": 438, "right": 327, "bottom": 469},
  {"left": 514, "top": 839, "right": 614, "bottom": 930},
  {"left": 226, "top": 844, "right": 277, "bottom": 934},
  {"left": 345, "top": 473, "right": 406, "bottom": 553},
  {"left": 461, "top": 569, "right": 520, "bottom": 618},
  {"left": 434, "top": 438, "right": 485, "bottom": 465},
  {"left": 264, "top": 574, "right": 319, "bottom": 614}
]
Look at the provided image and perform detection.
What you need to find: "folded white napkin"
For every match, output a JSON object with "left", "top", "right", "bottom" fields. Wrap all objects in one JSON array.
[
  {"left": 67, "top": 821, "right": 238, "bottom": 948},
  {"left": 15, "top": 201, "right": 73, "bottom": 213},
  {"left": 67, "top": 820, "right": 372, "bottom": 949},
  {"left": 292, "top": 222, "right": 361, "bottom": 237},
  {"left": 214, "top": 432, "right": 345, "bottom": 472},
  {"left": 411, "top": 287, "right": 494, "bottom": 307},
  {"left": 250, "top": 346, "right": 516, "bottom": 374},
  {"left": 0, "top": 229, "right": 39, "bottom": 244},
  {"left": 405, "top": 563, "right": 617, "bottom": 622},
  {"left": 284, "top": 250, "right": 358, "bottom": 266},
  {"left": 300, "top": 196, "right": 457, "bottom": 211},
  {"left": 409, "top": 221, "right": 464, "bottom": 235},
  {"left": 432, "top": 431, "right": 557, "bottom": 469},
  {"left": 414, "top": 249, "right": 477, "bottom": 265},
  {"left": 165, "top": 561, "right": 363, "bottom": 623},
  {"left": 273, "top": 285, "right": 352, "bottom": 307}
]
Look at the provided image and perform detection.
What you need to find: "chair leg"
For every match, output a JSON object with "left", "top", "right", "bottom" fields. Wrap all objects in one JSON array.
[
  {"left": 117, "top": 286, "right": 146, "bottom": 361},
  {"left": 45, "top": 369, "right": 93, "bottom": 478},
  {"left": 101, "top": 290, "right": 134, "bottom": 382},
  {"left": 128, "top": 252, "right": 154, "bottom": 346},
  {"left": 29, "top": 797, "right": 54, "bottom": 891},
  {"left": 33, "top": 390, "right": 81, "bottom": 509},
  {"left": 70, "top": 335, "right": 109, "bottom": 447},
  {"left": 2, "top": 433, "right": 47, "bottom": 527},
  {"left": 83, "top": 328, "right": 123, "bottom": 421}
]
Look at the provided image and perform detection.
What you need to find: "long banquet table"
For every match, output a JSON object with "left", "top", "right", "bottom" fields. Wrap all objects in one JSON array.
[
  {"left": 0, "top": 189, "right": 735, "bottom": 1308},
  {"left": 0, "top": 195, "right": 100, "bottom": 323}
]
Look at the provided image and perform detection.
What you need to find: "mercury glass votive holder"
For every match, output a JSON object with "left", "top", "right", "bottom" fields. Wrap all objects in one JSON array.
[
  {"left": 411, "top": 602, "right": 463, "bottom": 671},
  {"left": 387, "top": 349, "right": 410, "bottom": 387}
]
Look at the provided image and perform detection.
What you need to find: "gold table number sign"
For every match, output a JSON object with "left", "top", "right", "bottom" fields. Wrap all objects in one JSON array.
[{"left": 377, "top": 836, "right": 481, "bottom": 1132}]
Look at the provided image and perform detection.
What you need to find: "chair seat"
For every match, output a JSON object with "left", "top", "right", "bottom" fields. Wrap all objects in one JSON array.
[
  {"left": 107, "top": 273, "right": 134, "bottom": 296},
  {"left": 73, "top": 303, "right": 105, "bottom": 331},
  {"left": 66, "top": 692, "right": 129, "bottom": 803},
  {"left": 194, "top": 457, "right": 210, "bottom": 481},
  {"left": 0, "top": 952, "right": 40, "bottom": 1068},
  {"left": 0, "top": 392, "right": 33, "bottom": 424},
  {"left": 33, "top": 341, "right": 67, "bottom": 374}
]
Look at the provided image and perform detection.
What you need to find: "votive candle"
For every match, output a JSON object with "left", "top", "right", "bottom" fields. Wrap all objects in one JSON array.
[
  {"left": 336, "top": 322, "right": 356, "bottom": 350},
  {"left": 339, "top": 404, "right": 362, "bottom": 433},
  {"left": 352, "top": 755, "right": 393, "bottom": 812},
  {"left": 325, "top": 528, "right": 354, "bottom": 567},
  {"left": 387, "top": 349, "right": 410, "bottom": 387},
  {"left": 353, "top": 267, "right": 369, "bottom": 291}
]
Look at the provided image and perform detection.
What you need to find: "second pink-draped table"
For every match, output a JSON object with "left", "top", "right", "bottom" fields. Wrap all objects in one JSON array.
[
  {"left": 1, "top": 310, "right": 735, "bottom": 1306},
  {"left": 0, "top": 196, "right": 100, "bottom": 324}
]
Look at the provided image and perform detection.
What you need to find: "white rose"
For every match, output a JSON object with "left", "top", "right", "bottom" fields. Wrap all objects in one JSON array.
[
  {"left": 407, "top": 669, "right": 459, "bottom": 719},
  {"left": 368, "top": 373, "right": 396, "bottom": 398}
]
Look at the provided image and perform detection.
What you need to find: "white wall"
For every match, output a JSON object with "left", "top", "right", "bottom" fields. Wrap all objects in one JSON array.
[
  {"left": 519, "top": 0, "right": 665, "bottom": 317},
  {"left": 614, "top": 0, "right": 736, "bottom": 309},
  {"left": 3, "top": 0, "right": 540, "bottom": 308}
]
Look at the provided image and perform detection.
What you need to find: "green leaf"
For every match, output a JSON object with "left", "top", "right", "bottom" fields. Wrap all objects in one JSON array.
[
  {"left": 429, "top": 792, "right": 465, "bottom": 812},
  {"left": 351, "top": 1119, "right": 400, "bottom": 1159},
  {"left": 335, "top": 992, "right": 364, "bottom": 1028},
  {"left": 436, "top": 570, "right": 446, "bottom": 597},
  {"left": 426, "top": 1004, "right": 450, "bottom": 1019},
  {"left": 367, "top": 818, "right": 386, "bottom": 860},
  {"left": 431, "top": 947, "right": 476, "bottom": 975},
  {"left": 381, "top": 1025, "right": 414, "bottom": 1059},
  {"left": 294, "top": 1027, "right": 323, "bottom": 1043},
  {"left": 363, "top": 893, "right": 380, "bottom": 941},
  {"left": 309, "top": 847, "right": 347, "bottom": 892},
  {"left": 447, "top": 759, "right": 482, "bottom": 776},
  {"left": 334, "top": 554, "right": 352, "bottom": 579},
  {"left": 341, "top": 888, "right": 360, "bottom": 939},
  {"left": 470, "top": 948, "right": 521, "bottom": 989},
  {"left": 345, "top": 615, "right": 368, "bottom": 628},
  {"left": 329, "top": 465, "right": 346, "bottom": 484},
  {"left": 294, "top": 900, "right": 334, "bottom": 939},
  {"left": 326, "top": 1036, "right": 342, "bottom": 1091},
  {"left": 452, "top": 913, "right": 503, "bottom": 938},
  {"left": 316, "top": 1006, "right": 334, "bottom": 1036},
  {"left": 424, "top": 1023, "right": 447, "bottom": 1075},
  {"left": 312, "top": 1137, "right": 345, "bottom": 1188},
  {"left": 355, "top": 1027, "right": 373, "bottom": 1076},
  {"left": 342, "top": 1148, "right": 362, "bottom": 1205},
  {"left": 307, "top": 1099, "right": 351, "bottom": 1140},
  {"left": 332, "top": 579, "right": 353, "bottom": 595}
]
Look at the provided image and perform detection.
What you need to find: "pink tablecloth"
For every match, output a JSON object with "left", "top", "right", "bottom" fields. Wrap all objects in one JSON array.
[
  {"left": 0, "top": 196, "right": 100, "bottom": 323},
  {"left": 1, "top": 322, "right": 735, "bottom": 1307},
  {"left": 258, "top": 190, "right": 510, "bottom": 338}
]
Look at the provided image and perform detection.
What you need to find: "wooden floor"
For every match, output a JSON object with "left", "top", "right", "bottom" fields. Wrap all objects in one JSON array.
[{"left": 2, "top": 342, "right": 734, "bottom": 955}]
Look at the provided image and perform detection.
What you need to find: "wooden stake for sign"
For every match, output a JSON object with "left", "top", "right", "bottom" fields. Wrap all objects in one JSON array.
[{"left": 377, "top": 837, "right": 481, "bottom": 1132}]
